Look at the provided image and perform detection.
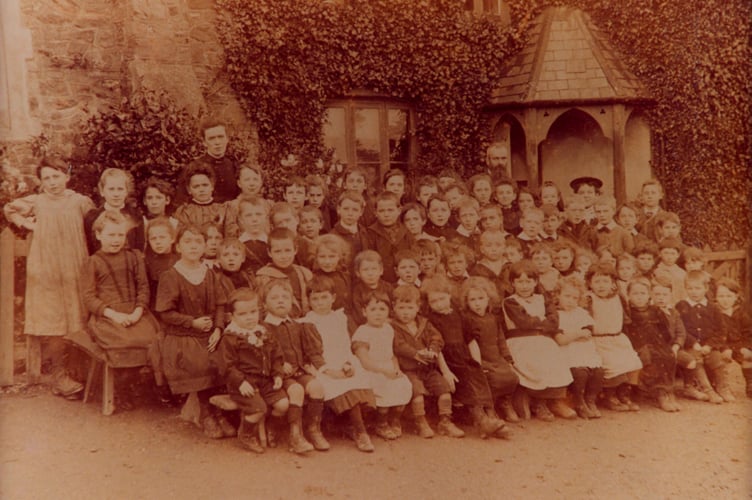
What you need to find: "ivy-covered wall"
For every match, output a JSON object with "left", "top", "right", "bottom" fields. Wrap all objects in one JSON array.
[
  {"left": 510, "top": 0, "right": 751, "bottom": 248},
  {"left": 215, "top": 0, "right": 525, "bottom": 190}
]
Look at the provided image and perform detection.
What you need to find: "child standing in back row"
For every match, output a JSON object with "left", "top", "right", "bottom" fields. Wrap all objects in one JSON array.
[{"left": 4, "top": 156, "right": 95, "bottom": 398}]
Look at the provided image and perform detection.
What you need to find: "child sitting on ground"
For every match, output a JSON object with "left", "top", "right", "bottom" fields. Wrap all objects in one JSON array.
[
  {"left": 216, "top": 288, "right": 289, "bottom": 454},
  {"left": 352, "top": 290, "right": 413, "bottom": 440},
  {"left": 391, "top": 285, "right": 465, "bottom": 439},
  {"left": 301, "top": 276, "right": 377, "bottom": 452}
]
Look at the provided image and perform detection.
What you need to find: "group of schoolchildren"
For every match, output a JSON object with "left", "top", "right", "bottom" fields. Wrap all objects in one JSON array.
[{"left": 5, "top": 123, "right": 751, "bottom": 456}]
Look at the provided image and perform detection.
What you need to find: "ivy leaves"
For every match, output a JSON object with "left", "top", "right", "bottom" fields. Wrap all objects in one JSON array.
[{"left": 216, "top": 0, "right": 517, "bottom": 184}]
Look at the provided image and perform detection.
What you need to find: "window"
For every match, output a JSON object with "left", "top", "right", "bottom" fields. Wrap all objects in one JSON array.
[{"left": 323, "top": 97, "right": 416, "bottom": 188}]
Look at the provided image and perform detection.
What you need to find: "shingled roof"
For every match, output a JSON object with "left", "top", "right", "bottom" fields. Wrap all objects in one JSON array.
[{"left": 490, "top": 7, "right": 652, "bottom": 106}]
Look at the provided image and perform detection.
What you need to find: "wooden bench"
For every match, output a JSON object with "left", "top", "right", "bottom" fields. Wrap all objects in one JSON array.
[
  {"left": 209, "top": 393, "right": 267, "bottom": 447},
  {"left": 67, "top": 327, "right": 151, "bottom": 415}
]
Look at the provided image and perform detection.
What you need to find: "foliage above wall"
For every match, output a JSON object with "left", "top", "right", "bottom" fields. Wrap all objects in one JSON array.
[
  {"left": 70, "top": 89, "right": 203, "bottom": 201},
  {"left": 509, "top": 0, "right": 751, "bottom": 247},
  {"left": 215, "top": 0, "right": 525, "bottom": 188}
]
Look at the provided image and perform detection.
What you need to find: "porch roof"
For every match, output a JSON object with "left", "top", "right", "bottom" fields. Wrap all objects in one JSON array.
[{"left": 490, "top": 7, "right": 652, "bottom": 107}]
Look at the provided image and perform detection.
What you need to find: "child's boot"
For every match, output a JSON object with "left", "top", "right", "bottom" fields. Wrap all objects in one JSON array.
[
  {"left": 411, "top": 397, "right": 434, "bottom": 439},
  {"left": 436, "top": 415, "right": 465, "bottom": 438},
  {"left": 549, "top": 398, "right": 577, "bottom": 419},
  {"left": 486, "top": 407, "right": 511, "bottom": 439},
  {"left": 711, "top": 364, "right": 736, "bottom": 402},
  {"left": 216, "top": 413, "right": 237, "bottom": 438},
  {"left": 349, "top": 404, "right": 374, "bottom": 452},
  {"left": 511, "top": 388, "right": 531, "bottom": 420},
  {"left": 570, "top": 368, "right": 592, "bottom": 419},
  {"left": 602, "top": 387, "right": 628, "bottom": 412},
  {"left": 742, "top": 365, "right": 752, "bottom": 399},
  {"left": 584, "top": 368, "right": 604, "bottom": 418},
  {"left": 305, "top": 399, "right": 330, "bottom": 451},
  {"left": 655, "top": 388, "right": 674, "bottom": 412},
  {"left": 693, "top": 366, "right": 723, "bottom": 404},
  {"left": 50, "top": 367, "right": 84, "bottom": 400},
  {"left": 238, "top": 415, "right": 264, "bottom": 454},
  {"left": 388, "top": 406, "right": 404, "bottom": 438},
  {"left": 287, "top": 405, "right": 314, "bottom": 454},
  {"left": 498, "top": 396, "right": 520, "bottom": 423},
  {"left": 374, "top": 409, "right": 397, "bottom": 440},
  {"left": 470, "top": 406, "right": 504, "bottom": 438},
  {"left": 617, "top": 384, "right": 640, "bottom": 411},
  {"left": 681, "top": 369, "right": 711, "bottom": 401},
  {"left": 531, "top": 398, "right": 555, "bottom": 422}
]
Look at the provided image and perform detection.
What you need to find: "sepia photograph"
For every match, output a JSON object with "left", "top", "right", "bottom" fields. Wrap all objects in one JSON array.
[{"left": 1, "top": 0, "right": 750, "bottom": 498}]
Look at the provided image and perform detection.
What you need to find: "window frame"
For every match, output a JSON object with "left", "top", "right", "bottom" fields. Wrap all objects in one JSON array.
[{"left": 324, "top": 94, "right": 417, "bottom": 185}]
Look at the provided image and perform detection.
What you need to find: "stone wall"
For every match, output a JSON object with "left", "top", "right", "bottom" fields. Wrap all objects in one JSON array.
[{"left": 3, "top": 0, "right": 253, "bottom": 174}]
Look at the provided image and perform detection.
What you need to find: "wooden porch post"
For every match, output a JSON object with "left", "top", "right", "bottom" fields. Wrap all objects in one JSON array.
[
  {"left": 612, "top": 104, "right": 627, "bottom": 203},
  {"left": 523, "top": 108, "right": 541, "bottom": 187}
]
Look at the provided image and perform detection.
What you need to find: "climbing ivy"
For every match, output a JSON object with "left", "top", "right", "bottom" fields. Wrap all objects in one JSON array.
[
  {"left": 215, "top": 0, "right": 525, "bottom": 189},
  {"left": 509, "top": 0, "right": 751, "bottom": 248}
]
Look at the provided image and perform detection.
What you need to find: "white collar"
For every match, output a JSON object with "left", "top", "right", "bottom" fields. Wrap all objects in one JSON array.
[
  {"left": 397, "top": 278, "right": 422, "bottom": 288},
  {"left": 456, "top": 225, "right": 476, "bottom": 237},
  {"left": 264, "top": 313, "right": 292, "bottom": 326},
  {"left": 686, "top": 297, "right": 708, "bottom": 307},
  {"left": 225, "top": 321, "right": 265, "bottom": 336},
  {"left": 239, "top": 231, "right": 268, "bottom": 243}
]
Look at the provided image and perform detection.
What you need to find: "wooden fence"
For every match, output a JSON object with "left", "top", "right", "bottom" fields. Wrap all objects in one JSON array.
[{"left": 0, "top": 226, "right": 750, "bottom": 386}]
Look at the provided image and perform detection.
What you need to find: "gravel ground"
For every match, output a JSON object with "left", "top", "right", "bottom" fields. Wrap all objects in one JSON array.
[{"left": 1, "top": 370, "right": 750, "bottom": 500}]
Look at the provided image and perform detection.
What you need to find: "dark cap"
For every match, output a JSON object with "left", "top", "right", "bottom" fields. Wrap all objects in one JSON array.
[{"left": 569, "top": 176, "right": 603, "bottom": 191}]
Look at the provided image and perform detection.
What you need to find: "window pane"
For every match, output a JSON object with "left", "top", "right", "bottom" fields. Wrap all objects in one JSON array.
[
  {"left": 387, "top": 109, "right": 409, "bottom": 163},
  {"left": 323, "top": 107, "right": 347, "bottom": 163},
  {"left": 354, "top": 108, "right": 381, "bottom": 164}
]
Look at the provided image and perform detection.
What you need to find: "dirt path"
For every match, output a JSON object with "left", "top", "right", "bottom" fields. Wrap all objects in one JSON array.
[{"left": 1, "top": 381, "right": 751, "bottom": 499}]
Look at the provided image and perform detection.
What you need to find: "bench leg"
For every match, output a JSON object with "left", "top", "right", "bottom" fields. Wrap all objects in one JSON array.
[
  {"left": 25, "top": 336, "right": 41, "bottom": 385},
  {"left": 83, "top": 358, "right": 100, "bottom": 404},
  {"left": 102, "top": 364, "right": 115, "bottom": 416}
]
